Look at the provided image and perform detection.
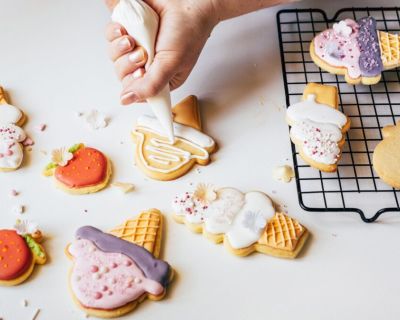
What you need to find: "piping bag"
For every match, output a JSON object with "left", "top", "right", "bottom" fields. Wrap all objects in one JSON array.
[{"left": 112, "top": 0, "right": 175, "bottom": 142}]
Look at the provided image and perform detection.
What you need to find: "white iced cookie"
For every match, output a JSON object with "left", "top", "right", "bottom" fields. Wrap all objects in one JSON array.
[
  {"left": 0, "top": 91, "right": 27, "bottom": 171},
  {"left": 172, "top": 184, "right": 309, "bottom": 258}
]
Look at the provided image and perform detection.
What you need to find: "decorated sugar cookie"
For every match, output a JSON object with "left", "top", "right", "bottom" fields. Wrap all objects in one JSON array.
[
  {"left": 286, "top": 83, "right": 351, "bottom": 172},
  {"left": 172, "top": 184, "right": 309, "bottom": 258},
  {"left": 373, "top": 122, "right": 400, "bottom": 189},
  {"left": 66, "top": 209, "right": 173, "bottom": 318},
  {"left": 0, "top": 220, "right": 47, "bottom": 286},
  {"left": 43, "top": 143, "right": 112, "bottom": 194},
  {"left": 132, "top": 95, "right": 217, "bottom": 181},
  {"left": 310, "top": 17, "right": 400, "bottom": 85},
  {"left": 0, "top": 87, "right": 28, "bottom": 172}
]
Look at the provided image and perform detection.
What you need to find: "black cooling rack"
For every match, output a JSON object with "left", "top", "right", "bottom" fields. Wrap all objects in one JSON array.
[{"left": 277, "top": 7, "right": 400, "bottom": 222}]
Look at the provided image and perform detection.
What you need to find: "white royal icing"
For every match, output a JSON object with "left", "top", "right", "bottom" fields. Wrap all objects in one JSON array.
[
  {"left": 135, "top": 115, "right": 215, "bottom": 174},
  {"left": 287, "top": 95, "right": 347, "bottom": 165},
  {"left": 172, "top": 188, "right": 275, "bottom": 249},
  {"left": 0, "top": 103, "right": 22, "bottom": 125},
  {"left": 0, "top": 103, "right": 26, "bottom": 169}
]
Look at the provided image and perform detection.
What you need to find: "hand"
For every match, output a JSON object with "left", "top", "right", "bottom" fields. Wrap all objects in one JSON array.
[{"left": 105, "top": 0, "right": 217, "bottom": 105}]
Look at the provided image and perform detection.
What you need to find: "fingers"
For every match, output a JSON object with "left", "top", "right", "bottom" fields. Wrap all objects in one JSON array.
[
  {"left": 105, "top": 22, "right": 126, "bottom": 42},
  {"left": 120, "top": 54, "right": 178, "bottom": 105},
  {"left": 114, "top": 47, "right": 147, "bottom": 80},
  {"left": 109, "top": 35, "right": 136, "bottom": 61}
]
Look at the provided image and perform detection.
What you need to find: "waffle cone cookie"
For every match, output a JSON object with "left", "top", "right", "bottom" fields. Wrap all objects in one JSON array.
[
  {"left": 66, "top": 209, "right": 173, "bottom": 318},
  {"left": 286, "top": 83, "right": 350, "bottom": 172},
  {"left": 0, "top": 221, "right": 47, "bottom": 286},
  {"left": 132, "top": 95, "right": 217, "bottom": 181},
  {"left": 0, "top": 86, "right": 28, "bottom": 172},
  {"left": 311, "top": 17, "right": 400, "bottom": 85},
  {"left": 43, "top": 143, "right": 112, "bottom": 195},
  {"left": 373, "top": 122, "right": 400, "bottom": 189},
  {"left": 172, "top": 184, "right": 309, "bottom": 258}
]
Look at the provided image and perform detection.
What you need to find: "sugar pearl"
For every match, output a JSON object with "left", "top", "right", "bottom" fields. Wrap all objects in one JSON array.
[
  {"left": 92, "top": 273, "right": 101, "bottom": 280},
  {"left": 124, "top": 260, "right": 132, "bottom": 267},
  {"left": 101, "top": 285, "right": 108, "bottom": 292},
  {"left": 90, "top": 265, "right": 99, "bottom": 273},
  {"left": 94, "top": 292, "right": 102, "bottom": 300},
  {"left": 110, "top": 262, "right": 118, "bottom": 269}
]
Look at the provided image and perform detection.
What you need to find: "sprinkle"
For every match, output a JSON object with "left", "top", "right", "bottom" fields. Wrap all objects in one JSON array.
[
  {"left": 21, "top": 299, "right": 28, "bottom": 307},
  {"left": 31, "top": 308, "right": 40, "bottom": 320},
  {"left": 22, "top": 137, "right": 34, "bottom": 147},
  {"left": 35, "top": 124, "right": 46, "bottom": 132},
  {"left": 111, "top": 182, "right": 135, "bottom": 193},
  {"left": 10, "top": 189, "right": 18, "bottom": 197},
  {"left": 12, "top": 205, "right": 25, "bottom": 215}
]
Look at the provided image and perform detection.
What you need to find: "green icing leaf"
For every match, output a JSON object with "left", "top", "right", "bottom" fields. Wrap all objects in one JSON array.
[
  {"left": 45, "top": 162, "right": 57, "bottom": 170},
  {"left": 68, "top": 143, "right": 83, "bottom": 153},
  {"left": 23, "top": 235, "right": 45, "bottom": 258}
]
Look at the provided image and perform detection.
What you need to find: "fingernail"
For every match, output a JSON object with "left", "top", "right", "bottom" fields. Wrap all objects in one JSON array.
[
  {"left": 121, "top": 92, "right": 138, "bottom": 103},
  {"left": 114, "top": 28, "right": 122, "bottom": 37},
  {"left": 128, "top": 49, "right": 144, "bottom": 63},
  {"left": 119, "top": 38, "right": 130, "bottom": 50},
  {"left": 132, "top": 68, "right": 144, "bottom": 79}
]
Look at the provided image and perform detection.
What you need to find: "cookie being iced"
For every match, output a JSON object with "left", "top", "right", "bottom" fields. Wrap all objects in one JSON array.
[
  {"left": 373, "top": 122, "right": 400, "bottom": 189},
  {"left": 172, "top": 184, "right": 309, "bottom": 258},
  {"left": 310, "top": 17, "right": 400, "bottom": 85},
  {"left": 286, "top": 83, "right": 351, "bottom": 172},
  {"left": 66, "top": 209, "right": 173, "bottom": 318},
  {"left": 0, "top": 87, "right": 28, "bottom": 172},
  {"left": 0, "top": 220, "right": 47, "bottom": 286},
  {"left": 132, "top": 95, "right": 217, "bottom": 181},
  {"left": 43, "top": 143, "right": 112, "bottom": 194}
]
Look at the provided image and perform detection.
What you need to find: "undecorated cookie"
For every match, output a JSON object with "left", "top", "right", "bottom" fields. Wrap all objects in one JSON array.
[
  {"left": 172, "top": 184, "right": 309, "bottom": 258},
  {"left": 373, "top": 122, "right": 400, "bottom": 189},
  {"left": 65, "top": 209, "right": 173, "bottom": 318}
]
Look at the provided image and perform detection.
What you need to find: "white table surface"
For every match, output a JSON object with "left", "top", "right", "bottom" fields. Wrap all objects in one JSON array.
[{"left": 1, "top": 1, "right": 400, "bottom": 319}]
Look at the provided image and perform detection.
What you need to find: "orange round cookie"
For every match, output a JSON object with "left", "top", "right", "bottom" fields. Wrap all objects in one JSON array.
[
  {"left": 0, "top": 230, "right": 32, "bottom": 281},
  {"left": 55, "top": 147, "right": 107, "bottom": 188}
]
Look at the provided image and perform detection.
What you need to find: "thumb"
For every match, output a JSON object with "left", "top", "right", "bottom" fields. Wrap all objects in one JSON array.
[{"left": 120, "top": 53, "right": 177, "bottom": 105}]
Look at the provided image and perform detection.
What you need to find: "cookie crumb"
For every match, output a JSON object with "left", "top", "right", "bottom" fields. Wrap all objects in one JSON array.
[
  {"left": 83, "top": 109, "right": 108, "bottom": 130},
  {"left": 84, "top": 209, "right": 88, "bottom": 213},
  {"left": 111, "top": 182, "right": 135, "bottom": 193},
  {"left": 273, "top": 165, "right": 295, "bottom": 183}
]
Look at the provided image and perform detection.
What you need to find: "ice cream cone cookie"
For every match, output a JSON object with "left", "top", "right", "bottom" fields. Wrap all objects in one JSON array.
[
  {"left": 43, "top": 143, "right": 112, "bottom": 195},
  {"left": 0, "top": 86, "right": 28, "bottom": 172},
  {"left": 66, "top": 209, "right": 173, "bottom": 318},
  {"left": 172, "top": 184, "right": 309, "bottom": 258},
  {"left": 373, "top": 122, "right": 400, "bottom": 189},
  {"left": 310, "top": 17, "right": 400, "bottom": 85},
  {"left": 0, "top": 220, "right": 47, "bottom": 286},
  {"left": 286, "top": 83, "right": 350, "bottom": 172},
  {"left": 132, "top": 95, "right": 217, "bottom": 181}
]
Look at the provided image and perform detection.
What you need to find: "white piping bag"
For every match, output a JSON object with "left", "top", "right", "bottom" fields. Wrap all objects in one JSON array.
[{"left": 112, "top": 0, "right": 174, "bottom": 142}]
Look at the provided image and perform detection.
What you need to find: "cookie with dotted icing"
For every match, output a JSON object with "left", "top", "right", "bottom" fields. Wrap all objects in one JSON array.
[
  {"left": 310, "top": 17, "right": 400, "bottom": 85},
  {"left": 0, "top": 87, "right": 28, "bottom": 172},
  {"left": 172, "top": 184, "right": 309, "bottom": 258},
  {"left": 65, "top": 209, "right": 173, "bottom": 318},
  {"left": 373, "top": 122, "right": 400, "bottom": 189},
  {"left": 0, "top": 223, "right": 47, "bottom": 286},
  {"left": 286, "top": 83, "right": 351, "bottom": 173},
  {"left": 43, "top": 143, "right": 112, "bottom": 195},
  {"left": 132, "top": 95, "right": 217, "bottom": 181}
]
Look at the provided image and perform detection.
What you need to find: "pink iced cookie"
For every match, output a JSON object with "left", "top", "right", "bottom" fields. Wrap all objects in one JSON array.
[{"left": 69, "top": 239, "right": 164, "bottom": 310}]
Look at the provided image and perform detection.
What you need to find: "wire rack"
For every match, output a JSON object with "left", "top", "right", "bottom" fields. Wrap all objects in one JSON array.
[{"left": 277, "top": 7, "right": 400, "bottom": 222}]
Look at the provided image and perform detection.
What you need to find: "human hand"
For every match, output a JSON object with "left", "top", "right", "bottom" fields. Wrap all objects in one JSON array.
[{"left": 105, "top": 0, "right": 217, "bottom": 105}]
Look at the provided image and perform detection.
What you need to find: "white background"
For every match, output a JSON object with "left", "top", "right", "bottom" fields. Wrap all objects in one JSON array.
[{"left": 1, "top": 0, "right": 400, "bottom": 319}]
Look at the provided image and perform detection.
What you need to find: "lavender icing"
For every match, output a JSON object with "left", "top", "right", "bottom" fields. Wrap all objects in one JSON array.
[
  {"left": 356, "top": 17, "right": 383, "bottom": 77},
  {"left": 76, "top": 226, "right": 170, "bottom": 287}
]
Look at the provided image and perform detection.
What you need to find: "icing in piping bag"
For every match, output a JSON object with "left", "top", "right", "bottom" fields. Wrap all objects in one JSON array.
[{"left": 112, "top": 0, "right": 175, "bottom": 142}]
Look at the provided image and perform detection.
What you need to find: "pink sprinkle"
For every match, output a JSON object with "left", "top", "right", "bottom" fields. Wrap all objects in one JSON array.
[
  {"left": 22, "top": 137, "right": 34, "bottom": 146},
  {"left": 110, "top": 262, "right": 118, "bottom": 269},
  {"left": 90, "top": 265, "right": 99, "bottom": 273},
  {"left": 0, "top": 154, "right": 3, "bottom": 158},
  {"left": 108, "top": 291, "right": 113, "bottom": 296},
  {"left": 10, "top": 189, "right": 18, "bottom": 197},
  {"left": 101, "top": 285, "right": 108, "bottom": 292},
  {"left": 124, "top": 260, "right": 132, "bottom": 267},
  {"left": 94, "top": 292, "right": 102, "bottom": 300},
  {"left": 36, "top": 124, "right": 46, "bottom": 132},
  {"left": 5, "top": 149, "right": 13, "bottom": 156}
]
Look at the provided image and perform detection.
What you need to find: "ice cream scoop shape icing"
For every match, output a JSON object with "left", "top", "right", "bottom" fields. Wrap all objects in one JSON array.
[
  {"left": 69, "top": 226, "right": 171, "bottom": 310},
  {"left": 112, "top": 0, "right": 174, "bottom": 141}
]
